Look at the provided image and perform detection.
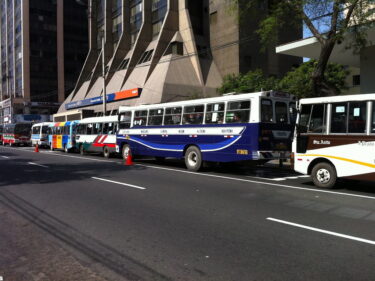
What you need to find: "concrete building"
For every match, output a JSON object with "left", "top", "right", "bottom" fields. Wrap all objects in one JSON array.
[
  {"left": 55, "top": 0, "right": 302, "bottom": 121},
  {"left": 0, "top": 0, "right": 88, "bottom": 124}
]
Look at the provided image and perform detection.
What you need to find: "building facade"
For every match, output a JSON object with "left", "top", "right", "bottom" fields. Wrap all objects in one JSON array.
[
  {"left": 55, "top": 0, "right": 302, "bottom": 121},
  {"left": 0, "top": 0, "right": 88, "bottom": 124}
]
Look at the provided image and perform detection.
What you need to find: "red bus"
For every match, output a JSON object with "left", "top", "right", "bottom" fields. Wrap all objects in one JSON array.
[{"left": 2, "top": 123, "right": 33, "bottom": 146}]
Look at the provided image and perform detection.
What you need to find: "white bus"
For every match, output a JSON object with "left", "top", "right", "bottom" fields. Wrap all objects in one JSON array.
[
  {"left": 31, "top": 122, "right": 53, "bottom": 147},
  {"left": 117, "top": 91, "right": 296, "bottom": 170},
  {"left": 292, "top": 94, "right": 375, "bottom": 188},
  {"left": 75, "top": 116, "right": 118, "bottom": 158}
]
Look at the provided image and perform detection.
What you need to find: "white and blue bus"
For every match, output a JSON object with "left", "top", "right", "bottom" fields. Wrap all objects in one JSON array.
[
  {"left": 117, "top": 91, "right": 296, "bottom": 171},
  {"left": 31, "top": 122, "right": 53, "bottom": 147}
]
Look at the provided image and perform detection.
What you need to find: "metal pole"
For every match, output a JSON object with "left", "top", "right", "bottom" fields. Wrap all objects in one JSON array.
[{"left": 102, "top": 36, "right": 106, "bottom": 116}]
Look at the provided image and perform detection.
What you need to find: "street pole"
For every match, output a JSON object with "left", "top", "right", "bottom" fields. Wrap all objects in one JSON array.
[{"left": 102, "top": 35, "right": 106, "bottom": 116}]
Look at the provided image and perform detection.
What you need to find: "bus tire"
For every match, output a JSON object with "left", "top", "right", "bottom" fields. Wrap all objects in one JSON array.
[
  {"left": 103, "top": 146, "right": 111, "bottom": 158},
  {"left": 185, "top": 146, "right": 202, "bottom": 171},
  {"left": 311, "top": 162, "right": 337, "bottom": 189},
  {"left": 122, "top": 144, "right": 131, "bottom": 161},
  {"left": 80, "top": 145, "right": 85, "bottom": 155}
]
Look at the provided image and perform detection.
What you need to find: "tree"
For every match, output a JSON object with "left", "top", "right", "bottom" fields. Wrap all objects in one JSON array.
[
  {"left": 229, "top": 0, "right": 374, "bottom": 96},
  {"left": 278, "top": 60, "right": 349, "bottom": 98},
  {"left": 218, "top": 69, "right": 278, "bottom": 94},
  {"left": 218, "top": 61, "right": 349, "bottom": 97}
]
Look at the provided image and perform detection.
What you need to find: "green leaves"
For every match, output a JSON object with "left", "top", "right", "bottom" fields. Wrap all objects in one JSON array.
[{"left": 219, "top": 61, "right": 349, "bottom": 98}]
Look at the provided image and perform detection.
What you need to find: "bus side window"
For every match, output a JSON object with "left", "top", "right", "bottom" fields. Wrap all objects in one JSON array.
[
  {"left": 164, "top": 107, "right": 182, "bottom": 125},
  {"left": 308, "top": 104, "right": 326, "bottom": 133},
  {"left": 119, "top": 112, "right": 132, "bottom": 128},
  {"left": 206, "top": 103, "right": 225, "bottom": 124},
  {"left": 348, "top": 102, "right": 367, "bottom": 133},
  {"left": 87, "top": 123, "right": 93, "bottom": 135},
  {"left": 102, "top": 123, "right": 109, "bottom": 134},
  {"left": 148, "top": 108, "right": 164, "bottom": 126},
  {"left": 298, "top": 104, "right": 312, "bottom": 133},
  {"left": 372, "top": 102, "right": 375, "bottom": 133},
  {"left": 261, "top": 99, "right": 273, "bottom": 122},
  {"left": 93, "top": 123, "right": 102, "bottom": 134},
  {"left": 134, "top": 110, "right": 148, "bottom": 126},
  {"left": 183, "top": 105, "right": 204, "bottom": 125},
  {"left": 331, "top": 103, "right": 347, "bottom": 133},
  {"left": 226, "top": 100, "right": 250, "bottom": 123}
]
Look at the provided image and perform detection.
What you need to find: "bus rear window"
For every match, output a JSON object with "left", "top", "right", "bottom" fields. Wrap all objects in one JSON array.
[
  {"left": 261, "top": 99, "right": 273, "bottom": 122},
  {"left": 32, "top": 126, "right": 40, "bottom": 134},
  {"left": 275, "top": 102, "right": 288, "bottom": 123},
  {"left": 15, "top": 124, "right": 32, "bottom": 135}
]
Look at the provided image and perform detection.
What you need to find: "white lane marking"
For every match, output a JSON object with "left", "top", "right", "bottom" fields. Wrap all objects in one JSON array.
[
  {"left": 136, "top": 164, "right": 375, "bottom": 200},
  {"left": 247, "top": 175, "right": 310, "bottom": 181},
  {"left": 2, "top": 146, "right": 113, "bottom": 163},
  {"left": 28, "top": 162, "right": 49, "bottom": 168},
  {"left": 92, "top": 177, "right": 146, "bottom": 190},
  {"left": 3, "top": 146, "right": 375, "bottom": 201},
  {"left": 1, "top": 156, "right": 9, "bottom": 159},
  {"left": 267, "top": 217, "right": 375, "bottom": 246},
  {"left": 40, "top": 152, "right": 113, "bottom": 163}
]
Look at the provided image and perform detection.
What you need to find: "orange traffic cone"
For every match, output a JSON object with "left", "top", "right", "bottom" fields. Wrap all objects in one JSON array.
[
  {"left": 125, "top": 151, "right": 133, "bottom": 166},
  {"left": 34, "top": 143, "right": 39, "bottom": 153}
]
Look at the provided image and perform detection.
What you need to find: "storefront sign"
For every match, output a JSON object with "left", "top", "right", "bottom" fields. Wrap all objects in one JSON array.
[{"left": 65, "top": 88, "right": 142, "bottom": 110}]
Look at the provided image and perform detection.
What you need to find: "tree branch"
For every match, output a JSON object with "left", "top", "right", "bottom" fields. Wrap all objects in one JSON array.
[
  {"left": 330, "top": 1, "right": 341, "bottom": 35},
  {"left": 302, "top": 10, "right": 325, "bottom": 44},
  {"left": 343, "top": 0, "right": 360, "bottom": 28}
]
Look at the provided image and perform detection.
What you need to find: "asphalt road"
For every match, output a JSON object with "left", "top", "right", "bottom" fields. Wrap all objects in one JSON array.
[{"left": 0, "top": 146, "right": 374, "bottom": 281}]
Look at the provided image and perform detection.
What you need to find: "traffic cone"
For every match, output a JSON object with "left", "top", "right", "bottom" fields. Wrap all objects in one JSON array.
[
  {"left": 34, "top": 143, "right": 39, "bottom": 153},
  {"left": 125, "top": 151, "right": 133, "bottom": 166}
]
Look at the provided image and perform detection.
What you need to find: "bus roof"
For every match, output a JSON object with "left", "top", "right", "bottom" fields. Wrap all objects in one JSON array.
[
  {"left": 79, "top": 115, "right": 118, "bottom": 124},
  {"left": 118, "top": 91, "right": 295, "bottom": 113},
  {"left": 32, "top": 122, "right": 54, "bottom": 127},
  {"left": 299, "top": 93, "right": 375, "bottom": 104}
]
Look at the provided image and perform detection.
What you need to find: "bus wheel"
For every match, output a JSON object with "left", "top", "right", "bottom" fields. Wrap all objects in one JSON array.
[
  {"left": 185, "top": 146, "right": 202, "bottom": 171},
  {"left": 311, "top": 162, "right": 337, "bottom": 189},
  {"left": 122, "top": 144, "right": 131, "bottom": 161},
  {"left": 103, "top": 146, "right": 111, "bottom": 158},
  {"left": 80, "top": 145, "right": 85, "bottom": 155}
]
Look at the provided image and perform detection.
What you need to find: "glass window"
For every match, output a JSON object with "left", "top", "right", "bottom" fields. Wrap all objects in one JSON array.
[
  {"left": 164, "top": 107, "right": 182, "bottom": 125},
  {"left": 183, "top": 105, "right": 204, "bottom": 125},
  {"left": 298, "top": 104, "right": 312, "bottom": 133},
  {"left": 348, "top": 102, "right": 367, "bottom": 133},
  {"left": 92, "top": 123, "right": 102, "bottom": 135},
  {"left": 32, "top": 126, "right": 40, "bottom": 134},
  {"left": 275, "top": 102, "right": 288, "bottom": 123},
  {"left": 290, "top": 102, "right": 297, "bottom": 124},
  {"left": 102, "top": 123, "right": 109, "bottom": 134},
  {"left": 119, "top": 112, "right": 132, "bottom": 129},
  {"left": 134, "top": 110, "right": 148, "bottom": 126},
  {"left": 226, "top": 100, "right": 250, "bottom": 123},
  {"left": 148, "top": 108, "right": 164, "bottom": 126},
  {"left": 331, "top": 103, "right": 348, "bottom": 133},
  {"left": 308, "top": 104, "right": 326, "bottom": 133},
  {"left": 205, "top": 103, "right": 225, "bottom": 124},
  {"left": 42, "top": 126, "right": 49, "bottom": 134},
  {"left": 87, "top": 123, "right": 93, "bottom": 135},
  {"left": 261, "top": 99, "right": 273, "bottom": 122}
]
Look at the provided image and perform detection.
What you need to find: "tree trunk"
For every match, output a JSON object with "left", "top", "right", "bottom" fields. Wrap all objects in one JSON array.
[{"left": 312, "top": 39, "right": 337, "bottom": 96}]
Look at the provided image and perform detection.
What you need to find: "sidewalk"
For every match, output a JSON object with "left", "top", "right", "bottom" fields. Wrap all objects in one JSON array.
[{"left": 0, "top": 200, "right": 109, "bottom": 281}]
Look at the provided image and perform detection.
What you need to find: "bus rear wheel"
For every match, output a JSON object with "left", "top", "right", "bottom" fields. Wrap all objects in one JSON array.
[
  {"left": 103, "top": 146, "right": 111, "bottom": 158},
  {"left": 185, "top": 146, "right": 202, "bottom": 171},
  {"left": 311, "top": 162, "right": 337, "bottom": 189}
]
